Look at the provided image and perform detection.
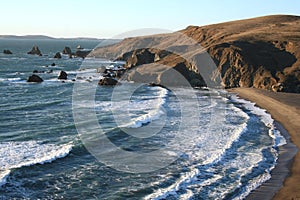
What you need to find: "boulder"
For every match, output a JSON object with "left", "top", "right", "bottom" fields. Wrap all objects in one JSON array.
[
  {"left": 75, "top": 50, "right": 91, "bottom": 58},
  {"left": 62, "top": 47, "right": 72, "bottom": 55},
  {"left": 27, "top": 74, "right": 43, "bottom": 83},
  {"left": 98, "top": 77, "right": 118, "bottom": 86},
  {"left": 58, "top": 71, "right": 67, "bottom": 80},
  {"left": 51, "top": 63, "right": 56, "bottom": 66},
  {"left": 3, "top": 50, "right": 12, "bottom": 54},
  {"left": 27, "top": 45, "right": 42, "bottom": 56},
  {"left": 54, "top": 52, "right": 62, "bottom": 59}
]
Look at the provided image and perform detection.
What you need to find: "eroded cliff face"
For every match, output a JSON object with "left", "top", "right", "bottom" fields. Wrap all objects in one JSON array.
[
  {"left": 91, "top": 15, "right": 300, "bottom": 92},
  {"left": 207, "top": 40, "right": 297, "bottom": 91},
  {"left": 116, "top": 48, "right": 206, "bottom": 87}
]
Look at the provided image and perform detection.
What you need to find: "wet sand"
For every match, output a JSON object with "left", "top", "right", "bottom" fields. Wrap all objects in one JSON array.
[{"left": 228, "top": 88, "right": 300, "bottom": 200}]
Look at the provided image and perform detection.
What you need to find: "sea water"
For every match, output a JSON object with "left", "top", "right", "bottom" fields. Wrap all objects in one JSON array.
[{"left": 0, "top": 39, "right": 286, "bottom": 199}]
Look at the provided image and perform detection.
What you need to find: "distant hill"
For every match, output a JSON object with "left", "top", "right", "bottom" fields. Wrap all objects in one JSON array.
[
  {"left": 0, "top": 35, "right": 102, "bottom": 40},
  {"left": 0, "top": 35, "right": 54, "bottom": 40},
  {"left": 91, "top": 15, "right": 300, "bottom": 93}
]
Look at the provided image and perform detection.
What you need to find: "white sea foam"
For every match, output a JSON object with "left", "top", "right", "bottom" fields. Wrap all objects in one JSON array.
[
  {"left": 0, "top": 141, "right": 72, "bottom": 187},
  {"left": 7, "top": 77, "right": 21, "bottom": 82},
  {"left": 145, "top": 90, "right": 250, "bottom": 200},
  {"left": 144, "top": 167, "right": 203, "bottom": 200},
  {"left": 120, "top": 87, "right": 168, "bottom": 128},
  {"left": 68, "top": 68, "right": 97, "bottom": 75},
  {"left": 147, "top": 132, "right": 249, "bottom": 200},
  {"left": 144, "top": 89, "right": 284, "bottom": 200},
  {"left": 0, "top": 170, "right": 10, "bottom": 187},
  {"left": 0, "top": 77, "right": 22, "bottom": 82},
  {"left": 206, "top": 150, "right": 266, "bottom": 199},
  {"left": 232, "top": 172, "right": 272, "bottom": 200},
  {"left": 226, "top": 93, "right": 286, "bottom": 199},
  {"left": 229, "top": 94, "right": 286, "bottom": 147},
  {"left": 96, "top": 86, "right": 169, "bottom": 129}
]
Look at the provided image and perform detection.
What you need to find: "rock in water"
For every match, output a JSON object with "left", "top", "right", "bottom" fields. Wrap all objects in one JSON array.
[
  {"left": 51, "top": 63, "right": 56, "bottom": 66},
  {"left": 33, "top": 70, "right": 45, "bottom": 73},
  {"left": 27, "top": 74, "right": 43, "bottom": 83},
  {"left": 148, "top": 82, "right": 169, "bottom": 90},
  {"left": 62, "top": 47, "right": 72, "bottom": 55},
  {"left": 98, "top": 77, "right": 118, "bottom": 86},
  {"left": 75, "top": 50, "right": 91, "bottom": 58},
  {"left": 58, "top": 71, "right": 67, "bottom": 80},
  {"left": 3, "top": 49, "right": 12, "bottom": 54},
  {"left": 27, "top": 45, "right": 42, "bottom": 56},
  {"left": 54, "top": 52, "right": 62, "bottom": 59}
]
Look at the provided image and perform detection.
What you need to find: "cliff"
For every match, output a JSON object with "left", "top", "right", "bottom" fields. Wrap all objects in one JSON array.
[{"left": 91, "top": 15, "right": 300, "bottom": 92}]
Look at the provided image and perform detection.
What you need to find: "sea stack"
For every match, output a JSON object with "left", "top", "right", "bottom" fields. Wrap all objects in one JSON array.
[
  {"left": 27, "top": 45, "right": 42, "bottom": 56},
  {"left": 54, "top": 52, "right": 62, "bottom": 59},
  {"left": 3, "top": 50, "right": 13, "bottom": 54},
  {"left": 98, "top": 77, "right": 119, "bottom": 86},
  {"left": 27, "top": 74, "right": 43, "bottom": 83},
  {"left": 58, "top": 71, "right": 68, "bottom": 80},
  {"left": 62, "top": 47, "right": 72, "bottom": 55}
]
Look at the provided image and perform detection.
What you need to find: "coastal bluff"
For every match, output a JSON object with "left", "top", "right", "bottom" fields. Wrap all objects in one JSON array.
[{"left": 90, "top": 15, "right": 300, "bottom": 93}]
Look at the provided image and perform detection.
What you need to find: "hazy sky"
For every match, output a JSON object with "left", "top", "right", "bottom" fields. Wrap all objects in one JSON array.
[{"left": 1, "top": 0, "right": 299, "bottom": 38}]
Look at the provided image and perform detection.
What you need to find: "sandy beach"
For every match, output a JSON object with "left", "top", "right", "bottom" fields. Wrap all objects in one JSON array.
[{"left": 228, "top": 88, "right": 300, "bottom": 200}]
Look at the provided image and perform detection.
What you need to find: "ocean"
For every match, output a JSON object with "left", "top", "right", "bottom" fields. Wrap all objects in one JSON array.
[{"left": 0, "top": 39, "right": 286, "bottom": 199}]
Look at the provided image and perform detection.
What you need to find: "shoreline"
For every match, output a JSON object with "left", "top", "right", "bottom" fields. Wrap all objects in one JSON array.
[{"left": 227, "top": 88, "right": 300, "bottom": 200}]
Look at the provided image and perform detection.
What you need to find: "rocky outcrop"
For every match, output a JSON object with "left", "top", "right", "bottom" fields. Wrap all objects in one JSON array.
[
  {"left": 27, "top": 74, "right": 43, "bottom": 83},
  {"left": 119, "top": 49, "right": 206, "bottom": 87},
  {"left": 75, "top": 50, "right": 91, "bottom": 58},
  {"left": 98, "top": 77, "right": 119, "bottom": 86},
  {"left": 27, "top": 45, "right": 42, "bottom": 56},
  {"left": 54, "top": 52, "right": 62, "bottom": 59},
  {"left": 62, "top": 47, "right": 72, "bottom": 55},
  {"left": 91, "top": 15, "right": 300, "bottom": 93},
  {"left": 148, "top": 82, "right": 170, "bottom": 90},
  {"left": 207, "top": 40, "right": 297, "bottom": 91},
  {"left": 120, "top": 49, "right": 156, "bottom": 68},
  {"left": 3, "top": 50, "right": 12, "bottom": 54},
  {"left": 58, "top": 71, "right": 67, "bottom": 80},
  {"left": 63, "top": 46, "right": 73, "bottom": 58}
]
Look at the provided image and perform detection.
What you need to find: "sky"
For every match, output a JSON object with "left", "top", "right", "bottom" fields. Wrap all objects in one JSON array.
[{"left": 0, "top": 0, "right": 299, "bottom": 38}]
